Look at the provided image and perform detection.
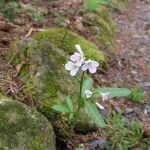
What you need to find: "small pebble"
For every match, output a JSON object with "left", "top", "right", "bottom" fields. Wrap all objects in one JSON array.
[
  {"left": 89, "top": 139, "right": 108, "bottom": 150},
  {"left": 144, "top": 105, "right": 150, "bottom": 116},
  {"left": 114, "top": 106, "right": 122, "bottom": 114},
  {"left": 125, "top": 108, "right": 134, "bottom": 115},
  {"left": 139, "top": 82, "right": 150, "bottom": 90}
]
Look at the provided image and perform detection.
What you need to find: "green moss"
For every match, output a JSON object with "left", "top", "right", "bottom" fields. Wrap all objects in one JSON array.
[
  {"left": 30, "top": 139, "right": 43, "bottom": 150},
  {"left": 0, "top": 95, "right": 55, "bottom": 150},
  {"left": 0, "top": 1, "right": 19, "bottom": 21},
  {"left": 83, "top": 7, "right": 117, "bottom": 51},
  {"left": 96, "top": 8, "right": 117, "bottom": 51},
  {"left": 34, "top": 28, "right": 105, "bottom": 65}
]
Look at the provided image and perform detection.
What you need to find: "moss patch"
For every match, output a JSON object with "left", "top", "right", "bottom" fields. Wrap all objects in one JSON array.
[
  {"left": 34, "top": 28, "right": 105, "bottom": 65},
  {"left": 83, "top": 7, "right": 117, "bottom": 51},
  {"left": 0, "top": 94, "right": 56, "bottom": 150}
]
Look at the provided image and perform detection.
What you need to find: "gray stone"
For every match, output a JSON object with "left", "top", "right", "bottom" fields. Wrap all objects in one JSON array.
[
  {"left": 114, "top": 106, "right": 122, "bottom": 114},
  {"left": 89, "top": 139, "right": 108, "bottom": 150},
  {"left": 144, "top": 105, "right": 150, "bottom": 116},
  {"left": 124, "top": 108, "right": 135, "bottom": 119},
  {"left": 125, "top": 108, "right": 134, "bottom": 115},
  {"left": 139, "top": 82, "right": 150, "bottom": 90}
]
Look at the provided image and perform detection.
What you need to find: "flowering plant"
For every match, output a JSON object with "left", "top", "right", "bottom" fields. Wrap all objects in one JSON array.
[{"left": 52, "top": 44, "right": 130, "bottom": 131}]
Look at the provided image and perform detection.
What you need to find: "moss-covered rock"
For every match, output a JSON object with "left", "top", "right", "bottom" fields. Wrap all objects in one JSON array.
[
  {"left": 0, "top": 94, "right": 56, "bottom": 150},
  {"left": 34, "top": 28, "right": 105, "bottom": 65},
  {"left": 10, "top": 28, "right": 105, "bottom": 134}
]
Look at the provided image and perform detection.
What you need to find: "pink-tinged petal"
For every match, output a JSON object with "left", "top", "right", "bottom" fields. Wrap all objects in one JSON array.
[
  {"left": 82, "top": 63, "right": 88, "bottom": 71},
  {"left": 91, "top": 61, "right": 99, "bottom": 68},
  {"left": 70, "top": 68, "right": 78, "bottom": 76},
  {"left": 89, "top": 67, "right": 97, "bottom": 73},
  {"left": 76, "top": 61, "right": 82, "bottom": 67},
  {"left": 76, "top": 58, "right": 85, "bottom": 66},
  {"left": 65, "top": 61, "right": 74, "bottom": 70},
  {"left": 95, "top": 102, "right": 105, "bottom": 110},
  {"left": 70, "top": 52, "right": 80, "bottom": 62},
  {"left": 75, "top": 44, "right": 84, "bottom": 55}
]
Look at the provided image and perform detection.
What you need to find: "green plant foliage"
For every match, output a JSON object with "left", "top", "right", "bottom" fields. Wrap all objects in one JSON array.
[
  {"left": 102, "top": 111, "right": 143, "bottom": 149},
  {"left": 81, "top": 77, "right": 93, "bottom": 98},
  {"left": 21, "top": 4, "right": 45, "bottom": 22},
  {"left": 52, "top": 104, "right": 70, "bottom": 113},
  {"left": 54, "top": 13, "right": 65, "bottom": 27},
  {"left": 0, "top": 1, "right": 19, "bottom": 21},
  {"left": 128, "top": 87, "right": 144, "bottom": 103},
  {"left": 86, "top": 0, "right": 110, "bottom": 12},
  {"left": 66, "top": 96, "right": 74, "bottom": 113},
  {"left": 94, "top": 87, "right": 131, "bottom": 97},
  {"left": 85, "top": 101, "right": 105, "bottom": 127},
  {"left": 111, "top": 0, "right": 128, "bottom": 12}
]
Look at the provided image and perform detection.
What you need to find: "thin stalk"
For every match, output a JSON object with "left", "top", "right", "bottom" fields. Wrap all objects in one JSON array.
[
  {"left": 72, "top": 71, "right": 84, "bottom": 131},
  {"left": 61, "top": 0, "right": 84, "bottom": 46}
]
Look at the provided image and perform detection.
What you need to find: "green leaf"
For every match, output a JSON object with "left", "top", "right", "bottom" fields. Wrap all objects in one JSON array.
[
  {"left": 94, "top": 87, "right": 131, "bottom": 97},
  {"left": 81, "top": 77, "right": 93, "bottom": 98},
  {"left": 86, "top": 0, "right": 109, "bottom": 11},
  {"left": 69, "top": 113, "right": 74, "bottom": 120},
  {"left": 118, "top": 144, "right": 123, "bottom": 150},
  {"left": 66, "top": 96, "right": 73, "bottom": 112},
  {"left": 52, "top": 104, "right": 70, "bottom": 113},
  {"left": 85, "top": 101, "right": 105, "bottom": 127}
]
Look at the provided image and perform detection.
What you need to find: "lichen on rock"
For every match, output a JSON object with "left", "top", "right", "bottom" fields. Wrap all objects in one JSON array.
[{"left": 0, "top": 94, "right": 56, "bottom": 150}]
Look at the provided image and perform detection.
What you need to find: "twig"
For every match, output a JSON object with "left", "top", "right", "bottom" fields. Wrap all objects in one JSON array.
[
  {"left": 25, "top": 28, "right": 34, "bottom": 38},
  {"left": 25, "top": 28, "right": 46, "bottom": 37}
]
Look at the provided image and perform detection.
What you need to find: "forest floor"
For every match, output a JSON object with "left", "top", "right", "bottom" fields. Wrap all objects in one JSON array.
[{"left": 0, "top": 0, "right": 149, "bottom": 149}]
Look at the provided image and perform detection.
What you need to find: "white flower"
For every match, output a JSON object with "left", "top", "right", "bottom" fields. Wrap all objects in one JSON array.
[
  {"left": 84, "top": 90, "right": 93, "bottom": 98},
  {"left": 75, "top": 44, "right": 84, "bottom": 55},
  {"left": 70, "top": 44, "right": 85, "bottom": 66},
  {"left": 65, "top": 61, "right": 79, "bottom": 76},
  {"left": 82, "top": 59, "right": 99, "bottom": 73},
  {"left": 101, "top": 92, "right": 110, "bottom": 101},
  {"left": 95, "top": 102, "right": 105, "bottom": 110}
]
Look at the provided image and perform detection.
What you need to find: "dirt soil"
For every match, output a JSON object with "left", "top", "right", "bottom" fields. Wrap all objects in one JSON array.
[
  {"left": 103, "top": 0, "right": 150, "bottom": 96},
  {"left": 0, "top": 0, "right": 150, "bottom": 149}
]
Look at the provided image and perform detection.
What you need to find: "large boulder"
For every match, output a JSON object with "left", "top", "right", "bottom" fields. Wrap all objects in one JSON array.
[
  {"left": 10, "top": 28, "right": 105, "bottom": 134},
  {"left": 0, "top": 94, "right": 56, "bottom": 150}
]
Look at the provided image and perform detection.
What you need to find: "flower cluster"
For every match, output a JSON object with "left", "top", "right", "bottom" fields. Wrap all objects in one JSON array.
[
  {"left": 84, "top": 90, "right": 110, "bottom": 110},
  {"left": 65, "top": 44, "right": 99, "bottom": 76}
]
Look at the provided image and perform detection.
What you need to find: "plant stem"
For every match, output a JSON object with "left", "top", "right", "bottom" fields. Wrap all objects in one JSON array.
[
  {"left": 72, "top": 71, "right": 84, "bottom": 131},
  {"left": 61, "top": 0, "right": 84, "bottom": 46}
]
